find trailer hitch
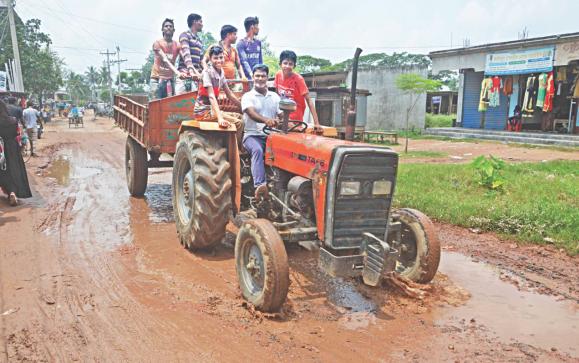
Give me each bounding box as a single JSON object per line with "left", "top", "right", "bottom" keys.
{"left": 360, "top": 232, "right": 399, "bottom": 286}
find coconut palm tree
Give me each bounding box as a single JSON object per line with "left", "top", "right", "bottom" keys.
{"left": 85, "top": 66, "right": 99, "bottom": 102}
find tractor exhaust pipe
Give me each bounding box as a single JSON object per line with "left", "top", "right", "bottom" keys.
{"left": 345, "top": 48, "right": 363, "bottom": 141}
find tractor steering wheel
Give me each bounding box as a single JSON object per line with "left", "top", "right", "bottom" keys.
{"left": 288, "top": 121, "right": 308, "bottom": 133}
{"left": 262, "top": 125, "right": 281, "bottom": 135}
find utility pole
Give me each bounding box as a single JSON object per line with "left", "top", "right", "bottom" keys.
{"left": 6, "top": 0, "right": 24, "bottom": 91}
{"left": 112, "top": 46, "right": 127, "bottom": 94}
{"left": 100, "top": 49, "right": 116, "bottom": 106}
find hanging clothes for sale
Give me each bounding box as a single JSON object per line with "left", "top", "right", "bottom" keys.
{"left": 536, "top": 73, "right": 548, "bottom": 109}
{"left": 523, "top": 75, "right": 537, "bottom": 113}
{"left": 478, "top": 77, "right": 492, "bottom": 112}
{"left": 508, "top": 78, "right": 520, "bottom": 117}
{"left": 556, "top": 66, "right": 567, "bottom": 82}
{"left": 489, "top": 76, "right": 501, "bottom": 107}
{"left": 573, "top": 73, "right": 579, "bottom": 98}
{"left": 502, "top": 76, "right": 513, "bottom": 96}
{"left": 543, "top": 72, "right": 555, "bottom": 112}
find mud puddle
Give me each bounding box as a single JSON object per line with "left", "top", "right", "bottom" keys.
{"left": 46, "top": 154, "right": 102, "bottom": 186}
{"left": 438, "top": 252, "right": 579, "bottom": 356}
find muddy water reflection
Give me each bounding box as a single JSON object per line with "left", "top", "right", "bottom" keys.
{"left": 439, "top": 252, "right": 579, "bottom": 356}
{"left": 46, "top": 155, "right": 71, "bottom": 185}
{"left": 144, "top": 184, "right": 174, "bottom": 223}
{"left": 46, "top": 155, "right": 102, "bottom": 186}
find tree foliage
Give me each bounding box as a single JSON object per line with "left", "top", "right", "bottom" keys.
{"left": 429, "top": 70, "right": 458, "bottom": 91}
{"left": 295, "top": 55, "right": 332, "bottom": 73}
{"left": 324, "top": 52, "right": 431, "bottom": 72}
{"left": 0, "top": 17, "right": 63, "bottom": 102}
{"left": 396, "top": 73, "right": 441, "bottom": 94}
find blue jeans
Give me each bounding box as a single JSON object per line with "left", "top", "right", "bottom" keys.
{"left": 243, "top": 135, "right": 266, "bottom": 187}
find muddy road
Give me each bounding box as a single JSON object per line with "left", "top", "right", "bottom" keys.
{"left": 1, "top": 116, "right": 577, "bottom": 362}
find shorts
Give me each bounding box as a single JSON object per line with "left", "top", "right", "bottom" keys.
{"left": 26, "top": 127, "right": 37, "bottom": 141}
{"left": 175, "top": 77, "right": 198, "bottom": 95}
{"left": 150, "top": 78, "right": 174, "bottom": 100}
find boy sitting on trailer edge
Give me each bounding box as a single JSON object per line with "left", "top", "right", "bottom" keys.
{"left": 194, "top": 45, "right": 244, "bottom": 147}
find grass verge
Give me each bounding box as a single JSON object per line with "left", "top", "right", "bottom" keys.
{"left": 394, "top": 160, "right": 579, "bottom": 255}
{"left": 425, "top": 113, "right": 455, "bottom": 128}
{"left": 399, "top": 151, "right": 448, "bottom": 159}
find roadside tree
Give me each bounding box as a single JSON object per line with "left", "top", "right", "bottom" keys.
{"left": 396, "top": 73, "right": 441, "bottom": 153}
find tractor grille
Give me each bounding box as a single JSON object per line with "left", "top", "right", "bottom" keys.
{"left": 330, "top": 152, "right": 397, "bottom": 249}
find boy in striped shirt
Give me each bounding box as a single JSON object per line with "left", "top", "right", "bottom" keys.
{"left": 176, "top": 13, "right": 204, "bottom": 94}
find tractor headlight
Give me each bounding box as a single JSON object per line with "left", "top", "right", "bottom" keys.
{"left": 372, "top": 180, "right": 392, "bottom": 195}
{"left": 340, "top": 181, "right": 360, "bottom": 196}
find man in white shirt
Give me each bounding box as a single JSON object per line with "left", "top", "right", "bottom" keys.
{"left": 241, "top": 64, "right": 281, "bottom": 200}
{"left": 22, "top": 101, "right": 39, "bottom": 156}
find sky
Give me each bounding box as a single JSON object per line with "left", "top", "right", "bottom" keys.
{"left": 11, "top": 0, "right": 579, "bottom": 76}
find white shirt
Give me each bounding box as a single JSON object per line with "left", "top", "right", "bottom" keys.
{"left": 241, "top": 88, "right": 281, "bottom": 141}
{"left": 22, "top": 107, "right": 38, "bottom": 129}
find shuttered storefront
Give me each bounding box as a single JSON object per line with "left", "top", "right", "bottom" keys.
{"left": 461, "top": 70, "right": 508, "bottom": 130}
{"left": 461, "top": 71, "right": 483, "bottom": 128}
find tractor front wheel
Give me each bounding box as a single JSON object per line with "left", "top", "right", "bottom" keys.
{"left": 235, "top": 219, "right": 289, "bottom": 312}
{"left": 394, "top": 208, "right": 441, "bottom": 283}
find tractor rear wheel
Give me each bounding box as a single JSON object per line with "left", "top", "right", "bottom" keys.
{"left": 125, "top": 136, "right": 148, "bottom": 197}
{"left": 395, "top": 208, "right": 441, "bottom": 283}
{"left": 235, "top": 219, "right": 289, "bottom": 312}
{"left": 172, "top": 131, "right": 232, "bottom": 250}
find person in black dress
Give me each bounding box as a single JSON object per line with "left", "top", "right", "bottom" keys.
{"left": 0, "top": 99, "right": 32, "bottom": 206}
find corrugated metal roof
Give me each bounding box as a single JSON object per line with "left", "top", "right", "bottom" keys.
{"left": 430, "top": 32, "right": 579, "bottom": 58}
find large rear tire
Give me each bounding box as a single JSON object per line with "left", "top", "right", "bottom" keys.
{"left": 172, "top": 131, "right": 232, "bottom": 250}
{"left": 395, "top": 208, "right": 441, "bottom": 283}
{"left": 125, "top": 136, "right": 148, "bottom": 197}
{"left": 235, "top": 219, "right": 289, "bottom": 312}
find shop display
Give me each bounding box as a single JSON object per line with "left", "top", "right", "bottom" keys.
{"left": 536, "top": 73, "right": 548, "bottom": 108}
{"left": 478, "top": 77, "right": 492, "bottom": 112}
{"left": 543, "top": 72, "right": 554, "bottom": 112}
{"left": 522, "top": 76, "right": 538, "bottom": 113}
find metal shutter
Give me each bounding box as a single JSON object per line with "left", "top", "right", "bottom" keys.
{"left": 461, "top": 71, "right": 484, "bottom": 129}
{"left": 484, "top": 84, "right": 509, "bottom": 130}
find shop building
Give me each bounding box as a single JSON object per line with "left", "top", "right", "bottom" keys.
{"left": 430, "top": 32, "right": 579, "bottom": 134}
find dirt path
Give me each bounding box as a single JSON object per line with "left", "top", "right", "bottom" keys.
{"left": 0, "top": 116, "right": 577, "bottom": 362}
{"left": 391, "top": 138, "right": 579, "bottom": 163}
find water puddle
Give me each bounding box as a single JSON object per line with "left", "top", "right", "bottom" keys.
{"left": 46, "top": 155, "right": 102, "bottom": 186}
{"left": 438, "top": 252, "right": 578, "bottom": 356}
{"left": 144, "top": 184, "right": 174, "bottom": 223}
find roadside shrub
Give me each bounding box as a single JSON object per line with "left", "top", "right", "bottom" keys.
{"left": 425, "top": 113, "right": 455, "bottom": 128}
{"left": 471, "top": 155, "right": 506, "bottom": 190}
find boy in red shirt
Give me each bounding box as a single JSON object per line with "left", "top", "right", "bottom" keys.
{"left": 274, "top": 50, "right": 321, "bottom": 131}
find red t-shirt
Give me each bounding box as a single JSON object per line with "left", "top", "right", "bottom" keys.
{"left": 274, "top": 71, "right": 308, "bottom": 121}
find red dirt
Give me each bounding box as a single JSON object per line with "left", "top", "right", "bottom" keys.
{"left": 1, "top": 116, "right": 577, "bottom": 362}
{"left": 391, "top": 138, "right": 579, "bottom": 163}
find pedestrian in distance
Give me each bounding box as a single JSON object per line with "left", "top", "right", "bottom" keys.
{"left": 202, "top": 25, "right": 247, "bottom": 82}
{"left": 237, "top": 16, "right": 262, "bottom": 80}
{"left": 176, "top": 13, "right": 204, "bottom": 95}
{"left": 149, "top": 18, "right": 186, "bottom": 100}
{"left": 274, "top": 50, "right": 322, "bottom": 132}
{"left": 22, "top": 101, "right": 39, "bottom": 156}
{"left": 0, "top": 99, "right": 32, "bottom": 206}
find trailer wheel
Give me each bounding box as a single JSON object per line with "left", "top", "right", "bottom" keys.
{"left": 125, "top": 136, "right": 148, "bottom": 197}
{"left": 172, "top": 131, "right": 231, "bottom": 250}
{"left": 235, "top": 219, "right": 289, "bottom": 312}
{"left": 395, "top": 208, "right": 441, "bottom": 283}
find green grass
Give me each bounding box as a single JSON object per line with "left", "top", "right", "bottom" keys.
{"left": 425, "top": 113, "right": 455, "bottom": 128}
{"left": 394, "top": 160, "right": 579, "bottom": 255}
{"left": 399, "top": 151, "right": 448, "bottom": 159}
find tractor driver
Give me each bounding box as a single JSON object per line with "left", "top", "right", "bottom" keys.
{"left": 241, "top": 64, "right": 281, "bottom": 201}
